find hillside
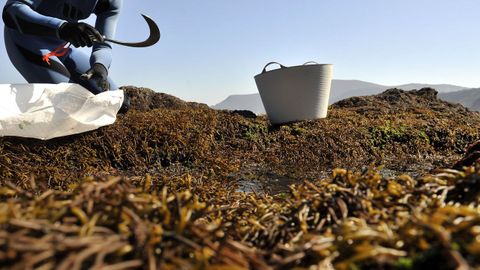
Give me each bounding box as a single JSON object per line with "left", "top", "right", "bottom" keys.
{"left": 1, "top": 86, "right": 480, "bottom": 269}
{"left": 211, "top": 93, "right": 265, "bottom": 114}
{"left": 213, "top": 80, "right": 467, "bottom": 114}
{"left": 395, "top": 83, "right": 466, "bottom": 93}
{"left": 439, "top": 88, "right": 480, "bottom": 111}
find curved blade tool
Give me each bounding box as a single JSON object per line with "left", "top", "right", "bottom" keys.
{"left": 98, "top": 14, "right": 160, "bottom": 48}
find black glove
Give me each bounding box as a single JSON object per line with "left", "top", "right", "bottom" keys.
{"left": 58, "top": 22, "right": 104, "bottom": 48}
{"left": 81, "top": 63, "right": 109, "bottom": 92}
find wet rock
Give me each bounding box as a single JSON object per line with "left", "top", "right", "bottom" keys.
{"left": 230, "top": 110, "right": 257, "bottom": 119}
{"left": 453, "top": 140, "right": 480, "bottom": 169}
{"left": 446, "top": 173, "right": 480, "bottom": 203}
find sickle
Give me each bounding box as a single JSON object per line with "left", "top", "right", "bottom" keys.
{"left": 95, "top": 14, "right": 160, "bottom": 48}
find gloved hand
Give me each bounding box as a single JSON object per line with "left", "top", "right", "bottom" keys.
{"left": 58, "top": 22, "right": 104, "bottom": 48}
{"left": 81, "top": 63, "right": 110, "bottom": 92}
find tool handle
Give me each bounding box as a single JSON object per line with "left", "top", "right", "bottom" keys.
{"left": 261, "top": 62, "right": 287, "bottom": 74}
{"left": 90, "top": 35, "right": 107, "bottom": 43}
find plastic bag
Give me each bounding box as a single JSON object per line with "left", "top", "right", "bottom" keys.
{"left": 0, "top": 83, "right": 124, "bottom": 140}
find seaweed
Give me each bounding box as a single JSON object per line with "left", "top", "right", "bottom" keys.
{"left": 0, "top": 87, "right": 480, "bottom": 269}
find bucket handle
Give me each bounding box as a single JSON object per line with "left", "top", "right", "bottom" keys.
{"left": 303, "top": 61, "right": 319, "bottom": 65}
{"left": 261, "top": 62, "right": 287, "bottom": 74}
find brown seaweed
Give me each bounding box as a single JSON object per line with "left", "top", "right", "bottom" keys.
{"left": 0, "top": 87, "right": 480, "bottom": 269}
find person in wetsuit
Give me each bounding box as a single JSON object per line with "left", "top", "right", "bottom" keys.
{"left": 2, "top": 0, "right": 129, "bottom": 112}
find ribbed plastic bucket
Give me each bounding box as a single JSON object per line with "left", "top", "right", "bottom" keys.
{"left": 254, "top": 62, "right": 333, "bottom": 125}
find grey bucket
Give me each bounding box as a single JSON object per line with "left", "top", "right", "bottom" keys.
{"left": 254, "top": 62, "right": 333, "bottom": 125}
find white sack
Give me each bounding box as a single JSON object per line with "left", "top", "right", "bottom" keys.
{"left": 0, "top": 83, "right": 124, "bottom": 140}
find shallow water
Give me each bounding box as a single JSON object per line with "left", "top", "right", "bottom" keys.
{"left": 236, "top": 170, "right": 331, "bottom": 195}
{"left": 236, "top": 175, "right": 301, "bottom": 194}
{"left": 236, "top": 166, "right": 425, "bottom": 195}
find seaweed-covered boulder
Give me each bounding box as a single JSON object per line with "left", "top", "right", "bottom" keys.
{"left": 121, "top": 86, "right": 209, "bottom": 111}
{"left": 333, "top": 87, "right": 471, "bottom": 116}
{"left": 2, "top": 87, "right": 480, "bottom": 269}
{"left": 0, "top": 86, "right": 479, "bottom": 185}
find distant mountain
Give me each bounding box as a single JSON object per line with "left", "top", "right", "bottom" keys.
{"left": 213, "top": 80, "right": 468, "bottom": 114}
{"left": 396, "top": 83, "right": 466, "bottom": 93}
{"left": 212, "top": 94, "right": 265, "bottom": 115}
{"left": 328, "top": 80, "right": 386, "bottom": 103}
{"left": 439, "top": 88, "right": 480, "bottom": 111}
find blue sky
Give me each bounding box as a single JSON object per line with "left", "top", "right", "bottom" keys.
{"left": 1, "top": 0, "right": 480, "bottom": 104}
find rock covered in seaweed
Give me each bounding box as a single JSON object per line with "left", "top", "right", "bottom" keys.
{"left": 333, "top": 87, "right": 471, "bottom": 115}
{"left": 0, "top": 87, "right": 479, "bottom": 186}
{"left": 121, "top": 86, "right": 209, "bottom": 111}
{"left": 0, "top": 86, "right": 480, "bottom": 269}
